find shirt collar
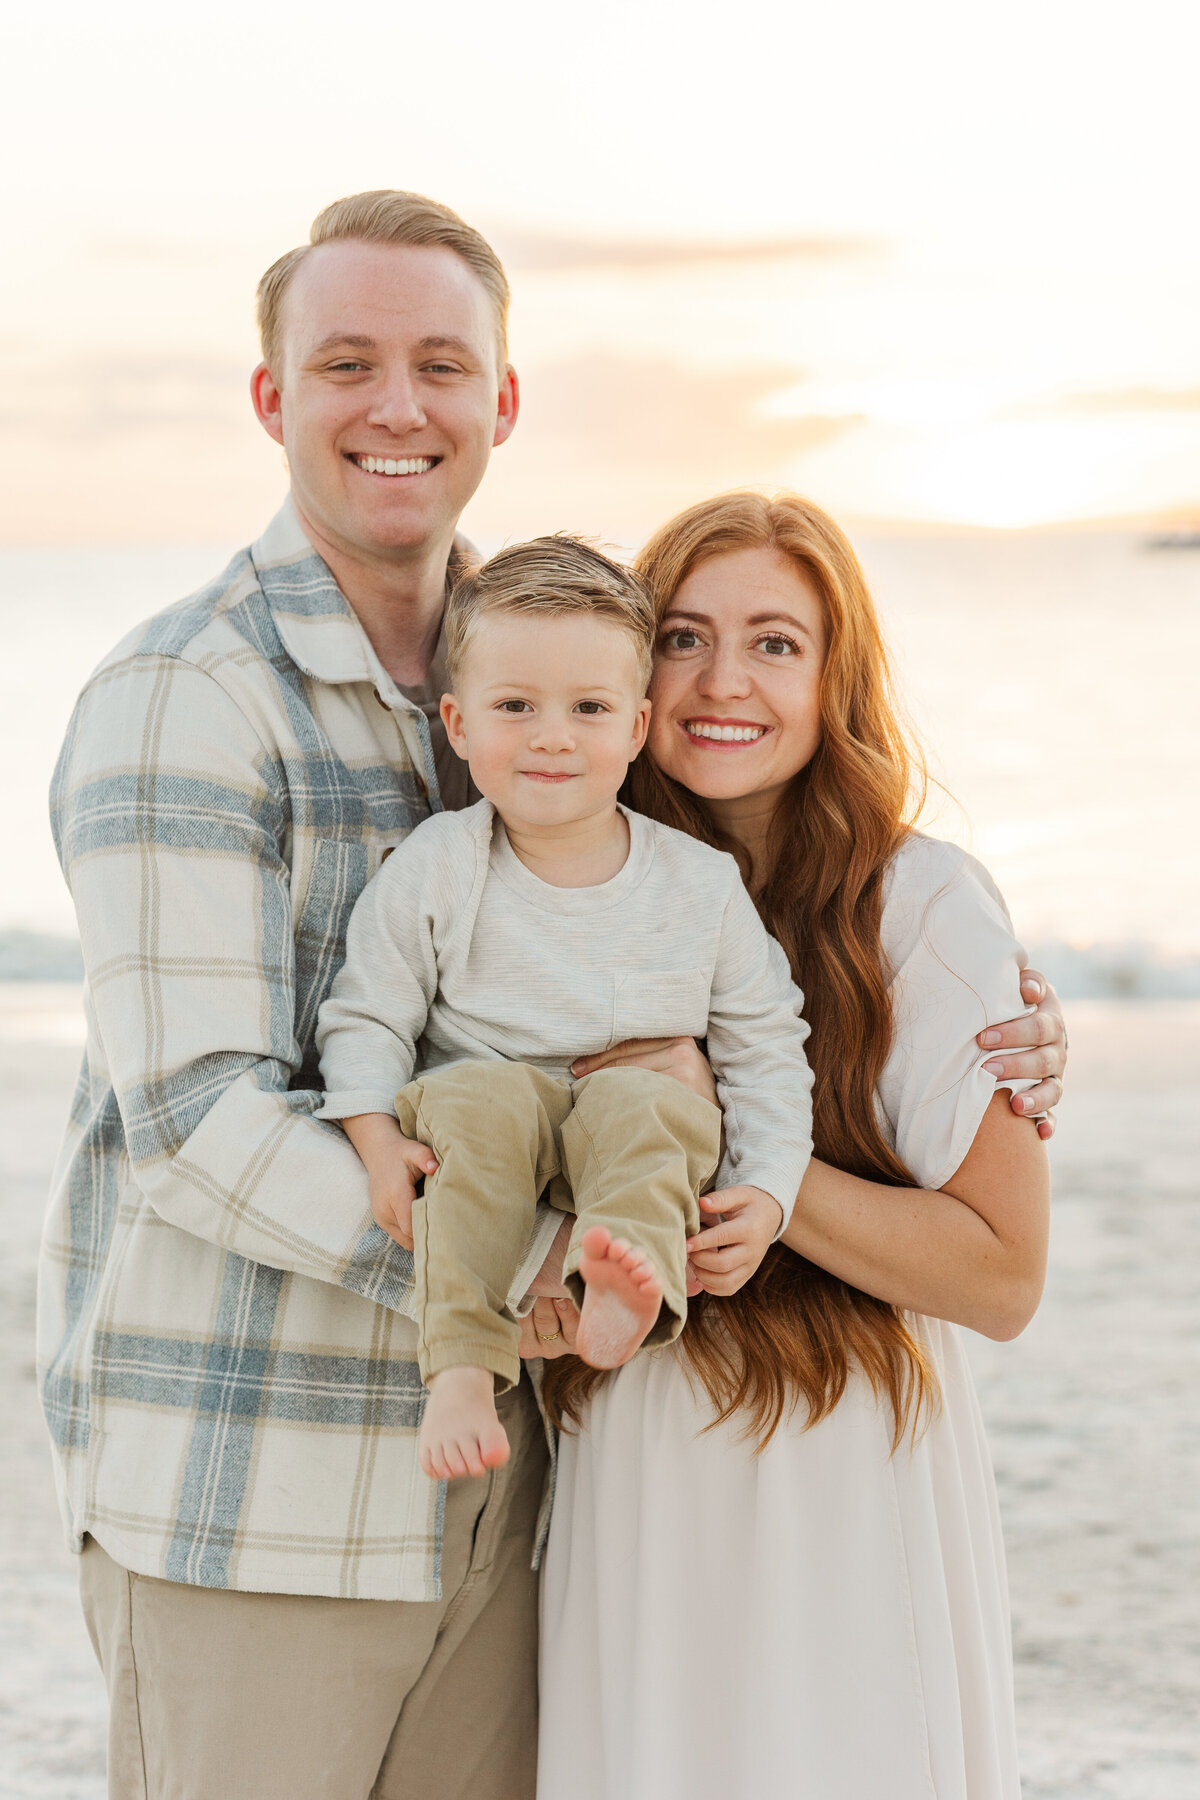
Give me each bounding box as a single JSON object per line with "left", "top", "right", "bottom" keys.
{"left": 249, "top": 495, "right": 472, "bottom": 689}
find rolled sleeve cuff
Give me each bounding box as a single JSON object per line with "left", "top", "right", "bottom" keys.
{"left": 506, "top": 1203, "right": 565, "bottom": 1321}
{"left": 315, "top": 1090, "right": 401, "bottom": 1123}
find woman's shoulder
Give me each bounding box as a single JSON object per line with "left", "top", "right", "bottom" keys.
{"left": 881, "top": 832, "right": 1018, "bottom": 974}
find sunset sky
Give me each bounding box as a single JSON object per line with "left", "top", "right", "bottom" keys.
{"left": 3, "top": 0, "right": 1199, "bottom": 544}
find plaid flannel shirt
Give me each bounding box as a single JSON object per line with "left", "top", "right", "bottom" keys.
{"left": 39, "top": 499, "right": 554, "bottom": 1600}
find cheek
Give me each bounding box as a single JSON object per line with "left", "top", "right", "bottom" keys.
{"left": 769, "top": 676, "right": 823, "bottom": 771}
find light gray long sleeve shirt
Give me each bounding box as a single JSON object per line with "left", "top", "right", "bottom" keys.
{"left": 317, "top": 800, "right": 814, "bottom": 1223}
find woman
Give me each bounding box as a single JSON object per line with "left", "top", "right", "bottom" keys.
{"left": 529, "top": 492, "right": 1057, "bottom": 1799}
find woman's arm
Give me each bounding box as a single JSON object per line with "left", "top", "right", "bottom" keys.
{"left": 782, "top": 1093, "right": 1048, "bottom": 1338}
{"left": 688, "top": 1092, "right": 1048, "bottom": 1338}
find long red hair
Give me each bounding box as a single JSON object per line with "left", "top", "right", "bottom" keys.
{"left": 542, "top": 490, "right": 936, "bottom": 1450}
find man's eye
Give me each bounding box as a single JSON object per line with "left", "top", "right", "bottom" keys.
{"left": 329, "top": 361, "right": 368, "bottom": 373}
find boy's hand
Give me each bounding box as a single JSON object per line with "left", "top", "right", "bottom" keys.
{"left": 369, "top": 1135, "right": 439, "bottom": 1251}
{"left": 685, "top": 1186, "right": 784, "bottom": 1297}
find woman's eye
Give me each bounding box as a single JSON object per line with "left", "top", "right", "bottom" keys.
{"left": 757, "top": 634, "right": 799, "bottom": 657}
{"left": 662, "top": 629, "right": 702, "bottom": 652}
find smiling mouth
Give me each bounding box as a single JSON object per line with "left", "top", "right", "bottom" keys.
{"left": 349, "top": 454, "right": 441, "bottom": 477}
{"left": 683, "top": 720, "right": 768, "bottom": 744}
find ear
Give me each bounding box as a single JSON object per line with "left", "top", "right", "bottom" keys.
{"left": 440, "top": 692, "right": 470, "bottom": 762}
{"left": 492, "top": 365, "right": 520, "bottom": 449}
{"left": 630, "top": 698, "right": 651, "bottom": 759}
{"left": 250, "top": 362, "right": 285, "bottom": 448}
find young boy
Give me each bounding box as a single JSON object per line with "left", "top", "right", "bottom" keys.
{"left": 316, "top": 538, "right": 813, "bottom": 1481}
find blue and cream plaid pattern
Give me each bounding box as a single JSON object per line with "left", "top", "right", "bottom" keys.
{"left": 39, "top": 500, "right": 551, "bottom": 1600}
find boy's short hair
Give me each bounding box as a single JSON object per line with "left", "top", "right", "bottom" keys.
{"left": 445, "top": 537, "right": 656, "bottom": 692}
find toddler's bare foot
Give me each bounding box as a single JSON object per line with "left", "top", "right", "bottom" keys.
{"left": 420, "top": 1367, "right": 510, "bottom": 1481}
{"left": 576, "top": 1226, "right": 664, "bottom": 1369}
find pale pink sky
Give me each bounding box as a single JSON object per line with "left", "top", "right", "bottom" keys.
{"left": 3, "top": 0, "right": 1199, "bottom": 542}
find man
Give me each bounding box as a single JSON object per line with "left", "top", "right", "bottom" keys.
{"left": 42, "top": 190, "right": 561, "bottom": 1800}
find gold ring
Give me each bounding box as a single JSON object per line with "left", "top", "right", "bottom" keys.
{"left": 537, "top": 1329, "right": 563, "bottom": 1343}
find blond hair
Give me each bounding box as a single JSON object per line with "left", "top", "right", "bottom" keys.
{"left": 445, "top": 537, "right": 656, "bottom": 691}
{"left": 256, "top": 189, "right": 510, "bottom": 377}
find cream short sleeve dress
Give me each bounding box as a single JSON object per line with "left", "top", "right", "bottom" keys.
{"left": 538, "top": 835, "right": 1032, "bottom": 1800}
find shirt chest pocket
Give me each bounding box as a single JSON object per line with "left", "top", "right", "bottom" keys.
{"left": 610, "top": 970, "right": 712, "bottom": 1047}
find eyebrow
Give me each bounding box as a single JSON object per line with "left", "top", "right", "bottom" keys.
{"left": 477, "top": 680, "right": 630, "bottom": 696}
{"left": 661, "top": 607, "right": 819, "bottom": 643}
{"left": 308, "top": 333, "right": 480, "bottom": 357}
{"left": 310, "top": 333, "right": 377, "bottom": 353}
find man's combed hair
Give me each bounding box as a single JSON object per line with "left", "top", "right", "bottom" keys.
{"left": 445, "top": 537, "right": 656, "bottom": 691}
{"left": 256, "top": 189, "right": 511, "bottom": 376}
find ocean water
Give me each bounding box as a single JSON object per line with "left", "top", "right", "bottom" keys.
{"left": 2, "top": 528, "right": 1197, "bottom": 980}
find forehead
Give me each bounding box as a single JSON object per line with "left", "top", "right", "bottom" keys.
{"left": 281, "top": 239, "right": 496, "bottom": 361}
{"left": 672, "top": 546, "right": 824, "bottom": 628}
{"left": 464, "top": 610, "right": 643, "bottom": 682}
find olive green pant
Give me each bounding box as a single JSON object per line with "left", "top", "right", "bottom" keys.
{"left": 395, "top": 1061, "right": 722, "bottom": 1390}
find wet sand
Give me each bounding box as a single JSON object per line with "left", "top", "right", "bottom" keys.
{"left": 1, "top": 989, "right": 1196, "bottom": 1798}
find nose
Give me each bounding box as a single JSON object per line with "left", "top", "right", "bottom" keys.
{"left": 528, "top": 709, "right": 576, "bottom": 753}
{"left": 366, "top": 370, "right": 427, "bottom": 436}
{"left": 696, "top": 639, "right": 753, "bottom": 702}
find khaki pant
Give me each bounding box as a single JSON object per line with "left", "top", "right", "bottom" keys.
{"left": 79, "top": 1378, "right": 547, "bottom": 1800}
{"left": 396, "top": 1062, "right": 721, "bottom": 1390}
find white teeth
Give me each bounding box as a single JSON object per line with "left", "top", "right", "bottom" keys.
{"left": 685, "top": 721, "right": 766, "bottom": 742}
{"left": 356, "top": 455, "right": 435, "bottom": 476}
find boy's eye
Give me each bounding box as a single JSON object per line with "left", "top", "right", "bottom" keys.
{"left": 498, "top": 700, "right": 530, "bottom": 713}
{"left": 575, "top": 701, "right": 608, "bottom": 715}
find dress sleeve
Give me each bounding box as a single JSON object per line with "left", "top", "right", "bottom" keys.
{"left": 877, "top": 837, "right": 1033, "bottom": 1191}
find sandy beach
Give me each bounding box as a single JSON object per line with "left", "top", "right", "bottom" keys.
{"left": 1, "top": 985, "right": 1197, "bottom": 1798}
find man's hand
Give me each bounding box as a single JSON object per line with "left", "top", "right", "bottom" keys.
{"left": 342, "top": 1112, "right": 438, "bottom": 1251}
{"left": 684, "top": 1186, "right": 784, "bottom": 1296}
{"left": 978, "top": 968, "right": 1067, "bottom": 1140}
{"left": 569, "top": 1036, "right": 718, "bottom": 1108}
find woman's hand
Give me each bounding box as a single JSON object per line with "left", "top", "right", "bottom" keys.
{"left": 518, "top": 1215, "right": 581, "bottom": 1358}
{"left": 978, "top": 968, "right": 1067, "bottom": 1140}
{"left": 685, "top": 1186, "right": 784, "bottom": 1296}
{"left": 570, "top": 1036, "right": 719, "bottom": 1108}
{"left": 518, "top": 1294, "right": 581, "bottom": 1359}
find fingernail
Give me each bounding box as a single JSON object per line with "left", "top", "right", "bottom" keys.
{"left": 554, "top": 1298, "right": 569, "bottom": 1310}
{"left": 1016, "top": 1094, "right": 1032, "bottom": 1112}
{"left": 983, "top": 1059, "right": 1004, "bottom": 1076}
{"left": 980, "top": 1029, "right": 1000, "bottom": 1047}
